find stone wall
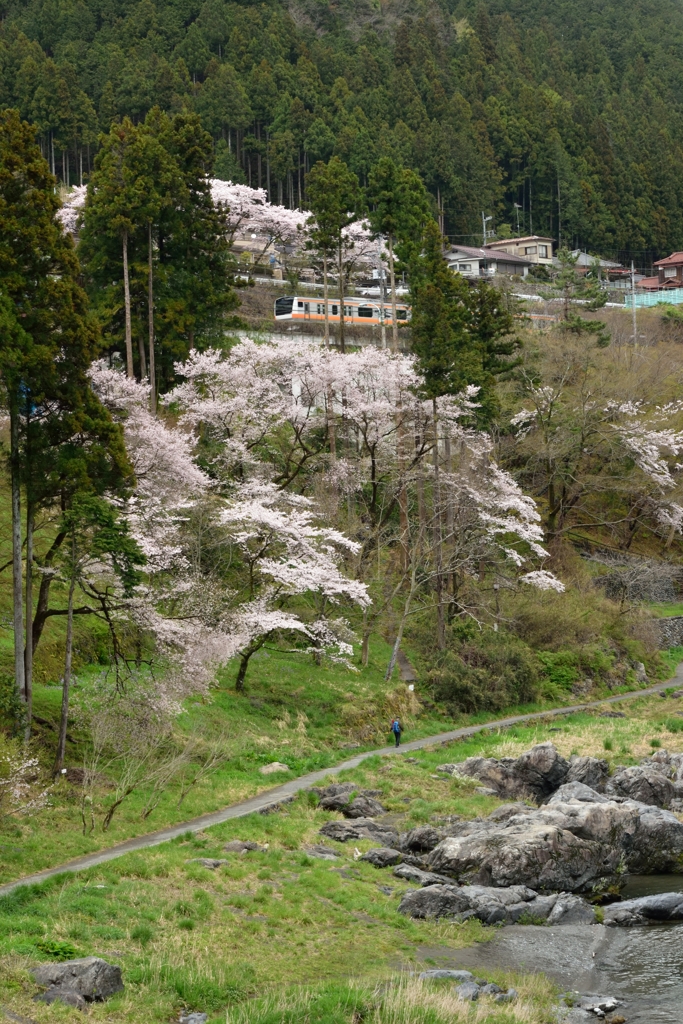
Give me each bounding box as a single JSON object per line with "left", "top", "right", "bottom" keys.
{"left": 653, "top": 617, "right": 683, "bottom": 649}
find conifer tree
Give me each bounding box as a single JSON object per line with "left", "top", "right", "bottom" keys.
{"left": 0, "top": 108, "right": 130, "bottom": 734}
{"left": 306, "top": 156, "right": 361, "bottom": 353}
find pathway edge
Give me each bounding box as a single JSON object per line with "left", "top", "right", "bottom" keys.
{"left": 3, "top": 665, "right": 682, "bottom": 896}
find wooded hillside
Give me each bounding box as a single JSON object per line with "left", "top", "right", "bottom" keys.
{"left": 2, "top": 0, "right": 683, "bottom": 259}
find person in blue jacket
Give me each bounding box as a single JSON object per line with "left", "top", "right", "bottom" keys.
{"left": 390, "top": 718, "right": 402, "bottom": 747}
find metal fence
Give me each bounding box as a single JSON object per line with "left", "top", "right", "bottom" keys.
{"left": 625, "top": 289, "right": 683, "bottom": 308}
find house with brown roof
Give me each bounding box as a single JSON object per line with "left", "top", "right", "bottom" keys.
{"left": 653, "top": 252, "right": 683, "bottom": 288}
{"left": 484, "top": 235, "right": 554, "bottom": 266}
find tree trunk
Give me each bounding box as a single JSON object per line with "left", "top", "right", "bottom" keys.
{"left": 235, "top": 648, "right": 253, "bottom": 691}
{"left": 24, "top": 501, "right": 33, "bottom": 740}
{"left": 54, "top": 555, "right": 76, "bottom": 776}
{"left": 432, "top": 398, "right": 445, "bottom": 650}
{"left": 137, "top": 330, "right": 147, "bottom": 379}
{"left": 361, "top": 607, "right": 370, "bottom": 667}
{"left": 122, "top": 229, "right": 134, "bottom": 378}
{"left": 148, "top": 221, "right": 156, "bottom": 414}
{"left": 338, "top": 242, "right": 346, "bottom": 354}
{"left": 10, "top": 397, "right": 25, "bottom": 711}
{"left": 388, "top": 233, "right": 398, "bottom": 351}
{"left": 323, "top": 253, "right": 330, "bottom": 349}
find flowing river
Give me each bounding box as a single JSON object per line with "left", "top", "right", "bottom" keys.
{"left": 417, "top": 879, "right": 683, "bottom": 1023}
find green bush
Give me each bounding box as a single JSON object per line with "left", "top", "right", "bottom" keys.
{"left": 427, "top": 630, "right": 541, "bottom": 713}
{"left": 35, "top": 939, "right": 81, "bottom": 960}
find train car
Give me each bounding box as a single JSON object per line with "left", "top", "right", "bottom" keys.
{"left": 274, "top": 295, "right": 411, "bottom": 326}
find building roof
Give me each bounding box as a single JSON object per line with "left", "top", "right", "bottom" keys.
{"left": 485, "top": 235, "right": 554, "bottom": 248}
{"left": 637, "top": 276, "right": 662, "bottom": 290}
{"left": 570, "top": 249, "right": 622, "bottom": 270}
{"left": 447, "top": 244, "right": 531, "bottom": 266}
{"left": 654, "top": 252, "right": 683, "bottom": 267}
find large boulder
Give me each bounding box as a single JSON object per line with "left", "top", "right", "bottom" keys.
{"left": 398, "top": 882, "right": 594, "bottom": 925}
{"left": 566, "top": 756, "right": 610, "bottom": 792}
{"left": 512, "top": 742, "right": 570, "bottom": 799}
{"left": 319, "top": 817, "right": 399, "bottom": 846}
{"left": 399, "top": 824, "right": 445, "bottom": 852}
{"left": 344, "top": 795, "right": 386, "bottom": 818}
{"left": 622, "top": 801, "right": 683, "bottom": 873}
{"left": 360, "top": 847, "right": 403, "bottom": 868}
{"left": 32, "top": 958, "right": 123, "bottom": 1003}
{"left": 603, "top": 891, "right": 683, "bottom": 926}
{"left": 609, "top": 766, "right": 675, "bottom": 808}
{"left": 313, "top": 784, "right": 386, "bottom": 818}
{"left": 547, "top": 782, "right": 610, "bottom": 804}
{"left": 436, "top": 743, "right": 569, "bottom": 802}
{"left": 428, "top": 806, "right": 630, "bottom": 897}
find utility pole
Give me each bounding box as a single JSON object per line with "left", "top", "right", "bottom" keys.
{"left": 631, "top": 260, "right": 637, "bottom": 346}
{"left": 481, "top": 212, "right": 492, "bottom": 247}
{"left": 514, "top": 203, "right": 522, "bottom": 235}
{"left": 378, "top": 236, "right": 386, "bottom": 350}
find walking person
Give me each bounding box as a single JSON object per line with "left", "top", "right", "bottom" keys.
{"left": 391, "top": 717, "right": 402, "bottom": 747}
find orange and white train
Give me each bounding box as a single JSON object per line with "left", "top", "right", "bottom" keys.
{"left": 274, "top": 295, "right": 411, "bottom": 325}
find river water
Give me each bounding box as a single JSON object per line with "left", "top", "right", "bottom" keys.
{"left": 417, "top": 881, "right": 683, "bottom": 1022}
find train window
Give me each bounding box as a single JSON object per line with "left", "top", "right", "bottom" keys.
{"left": 358, "top": 306, "right": 374, "bottom": 318}
{"left": 298, "top": 300, "right": 304, "bottom": 307}
{"left": 275, "top": 297, "right": 294, "bottom": 316}
{"left": 317, "top": 304, "right": 324, "bottom": 314}
{"left": 331, "top": 305, "right": 338, "bottom": 315}
{"left": 396, "top": 309, "right": 407, "bottom": 320}
{"left": 304, "top": 303, "right": 309, "bottom": 313}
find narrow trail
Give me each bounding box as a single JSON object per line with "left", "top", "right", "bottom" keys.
{"left": 3, "top": 663, "right": 682, "bottom": 897}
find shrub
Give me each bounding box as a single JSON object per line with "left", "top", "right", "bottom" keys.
{"left": 427, "top": 630, "right": 541, "bottom": 713}
{"left": 36, "top": 939, "right": 80, "bottom": 961}
{"left": 131, "top": 924, "right": 153, "bottom": 945}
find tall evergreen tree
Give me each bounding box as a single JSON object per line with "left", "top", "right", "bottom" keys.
{"left": 0, "top": 108, "right": 130, "bottom": 734}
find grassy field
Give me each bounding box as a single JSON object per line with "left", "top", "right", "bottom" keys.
{"left": 3, "top": 689, "right": 683, "bottom": 1021}
{"left": 3, "top": 633, "right": 678, "bottom": 887}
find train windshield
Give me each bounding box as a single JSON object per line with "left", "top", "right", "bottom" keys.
{"left": 275, "top": 296, "right": 295, "bottom": 316}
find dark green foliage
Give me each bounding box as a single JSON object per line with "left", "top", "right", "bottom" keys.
{"left": 427, "top": 629, "right": 542, "bottom": 713}
{"left": 0, "top": 0, "right": 682, "bottom": 252}
{"left": 410, "top": 221, "right": 518, "bottom": 416}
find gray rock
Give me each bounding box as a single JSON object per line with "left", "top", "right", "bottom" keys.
{"left": 603, "top": 891, "right": 683, "bottom": 926}
{"left": 547, "top": 782, "right": 610, "bottom": 804}
{"left": 319, "top": 817, "right": 398, "bottom": 846}
{"left": 513, "top": 742, "right": 570, "bottom": 798}
{"left": 437, "top": 742, "right": 569, "bottom": 801}
{"left": 303, "top": 844, "right": 339, "bottom": 861}
{"left": 179, "top": 1015, "right": 209, "bottom": 1024}
{"left": 223, "top": 840, "right": 266, "bottom": 853}
{"left": 344, "top": 795, "right": 386, "bottom": 818}
{"left": 456, "top": 982, "right": 479, "bottom": 1001}
{"left": 360, "top": 847, "right": 403, "bottom": 868}
{"left": 400, "top": 824, "right": 445, "bottom": 852}
{"left": 31, "top": 957, "right": 124, "bottom": 1002}
{"left": 427, "top": 804, "right": 632, "bottom": 893}
{"left": 600, "top": 712, "right": 626, "bottom": 719}
{"left": 419, "top": 969, "right": 473, "bottom": 981}
{"left": 575, "top": 995, "right": 619, "bottom": 1013}
{"left": 622, "top": 800, "right": 683, "bottom": 873}
{"left": 610, "top": 765, "right": 675, "bottom": 807}
{"left": 35, "top": 986, "right": 88, "bottom": 1011}
{"left": 495, "top": 988, "right": 518, "bottom": 1003}
{"left": 480, "top": 983, "right": 502, "bottom": 995}
{"left": 398, "top": 883, "right": 467, "bottom": 919}
{"left": 393, "top": 864, "right": 453, "bottom": 887}
{"left": 546, "top": 894, "right": 597, "bottom": 925}
{"left": 186, "top": 858, "right": 228, "bottom": 869}
{"left": 566, "top": 756, "right": 610, "bottom": 792}
{"left": 399, "top": 883, "right": 539, "bottom": 924}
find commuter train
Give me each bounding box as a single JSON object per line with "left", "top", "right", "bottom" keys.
{"left": 274, "top": 295, "right": 411, "bottom": 325}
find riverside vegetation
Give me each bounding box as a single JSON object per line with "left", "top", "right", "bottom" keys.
{"left": 2, "top": 690, "right": 683, "bottom": 1021}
